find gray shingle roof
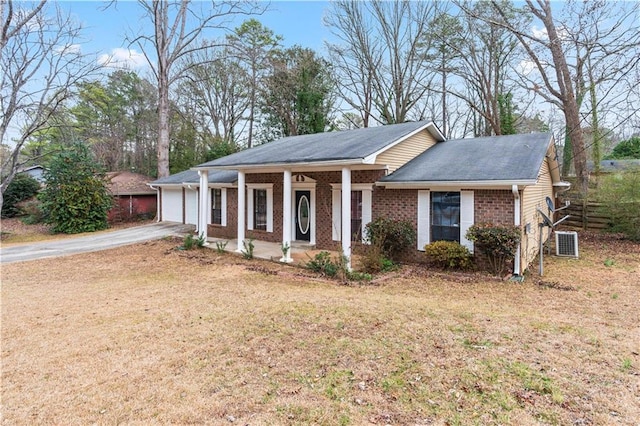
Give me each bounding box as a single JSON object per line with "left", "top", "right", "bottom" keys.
{"left": 149, "top": 169, "right": 237, "bottom": 186}
{"left": 380, "top": 133, "right": 553, "bottom": 183}
{"left": 196, "top": 121, "right": 442, "bottom": 168}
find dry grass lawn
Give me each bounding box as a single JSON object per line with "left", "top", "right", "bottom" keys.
{"left": 2, "top": 232, "right": 639, "bottom": 425}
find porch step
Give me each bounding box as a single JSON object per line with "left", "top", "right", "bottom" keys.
{"left": 291, "top": 240, "right": 315, "bottom": 249}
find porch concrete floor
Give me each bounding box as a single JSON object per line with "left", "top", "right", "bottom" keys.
{"left": 206, "top": 237, "right": 319, "bottom": 265}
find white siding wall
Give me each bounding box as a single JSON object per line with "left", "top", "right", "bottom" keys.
{"left": 521, "top": 158, "right": 554, "bottom": 269}
{"left": 375, "top": 131, "right": 437, "bottom": 172}
{"left": 185, "top": 189, "right": 198, "bottom": 225}
{"left": 162, "top": 188, "right": 183, "bottom": 223}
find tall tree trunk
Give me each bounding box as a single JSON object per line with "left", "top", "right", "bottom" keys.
{"left": 535, "top": 0, "right": 589, "bottom": 194}
{"left": 157, "top": 74, "right": 170, "bottom": 178}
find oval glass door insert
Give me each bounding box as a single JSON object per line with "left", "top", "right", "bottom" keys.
{"left": 298, "top": 195, "right": 310, "bottom": 235}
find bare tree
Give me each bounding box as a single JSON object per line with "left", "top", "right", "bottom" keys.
{"left": 1, "top": 0, "right": 96, "bottom": 210}
{"left": 179, "top": 47, "right": 250, "bottom": 145}
{"left": 484, "top": 0, "right": 640, "bottom": 194}
{"left": 567, "top": 1, "right": 640, "bottom": 176}
{"left": 227, "top": 19, "right": 281, "bottom": 148}
{"left": 325, "top": 0, "right": 439, "bottom": 126}
{"left": 466, "top": 0, "right": 586, "bottom": 193}
{"left": 128, "top": 0, "right": 262, "bottom": 178}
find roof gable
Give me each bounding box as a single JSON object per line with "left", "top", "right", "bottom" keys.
{"left": 379, "top": 133, "right": 555, "bottom": 185}
{"left": 196, "top": 121, "right": 444, "bottom": 169}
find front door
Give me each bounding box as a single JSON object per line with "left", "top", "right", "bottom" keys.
{"left": 295, "top": 190, "right": 311, "bottom": 241}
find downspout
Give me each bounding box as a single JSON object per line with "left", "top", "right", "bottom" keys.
{"left": 512, "top": 185, "right": 521, "bottom": 277}
{"left": 148, "top": 185, "right": 161, "bottom": 222}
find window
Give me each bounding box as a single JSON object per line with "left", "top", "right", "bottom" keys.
{"left": 431, "top": 192, "right": 461, "bottom": 242}
{"left": 254, "top": 189, "right": 267, "bottom": 231}
{"left": 331, "top": 184, "right": 372, "bottom": 242}
{"left": 351, "top": 190, "right": 362, "bottom": 242}
{"left": 417, "top": 190, "right": 474, "bottom": 252}
{"left": 211, "top": 188, "right": 222, "bottom": 225}
{"left": 247, "top": 184, "right": 273, "bottom": 232}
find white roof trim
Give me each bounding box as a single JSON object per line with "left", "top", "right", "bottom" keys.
{"left": 194, "top": 158, "right": 364, "bottom": 171}
{"left": 376, "top": 179, "right": 537, "bottom": 190}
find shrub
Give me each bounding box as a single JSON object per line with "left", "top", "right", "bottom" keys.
{"left": 242, "top": 239, "right": 255, "bottom": 259}
{"left": 306, "top": 251, "right": 338, "bottom": 277}
{"left": 466, "top": 223, "right": 521, "bottom": 276}
{"left": 181, "top": 233, "right": 206, "bottom": 250}
{"left": 347, "top": 271, "right": 373, "bottom": 282}
{"left": 215, "top": 240, "right": 228, "bottom": 253}
{"left": 364, "top": 217, "right": 416, "bottom": 261}
{"left": 424, "top": 240, "right": 473, "bottom": 269}
{"left": 358, "top": 241, "right": 398, "bottom": 274}
{"left": 1, "top": 174, "right": 41, "bottom": 218}
{"left": 39, "top": 143, "right": 113, "bottom": 234}
{"left": 182, "top": 234, "right": 195, "bottom": 250}
{"left": 596, "top": 168, "right": 640, "bottom": 241}
{"left": 19, "top": 199, "right": 45, "bottom": 224}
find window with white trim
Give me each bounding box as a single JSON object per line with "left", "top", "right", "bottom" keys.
{"left": 254, "top": 189, "right": 267, "bottom": 231}
{"left": 351, "top": 190, "right": 363, "bottom": 242}
{"left": 417, "top": 190, "right": 474, "bottom": 252}
{"left": 331, "top": 184, "right": 372, "bottom": 242}
{"left": 211, "top": 188, "right": 222, "bottom": 225}
{"left": 247, "top": 184, "right": 273, "bottom": 232}
{"left": 431, "top": 192, "right": 460, "bottom": 242}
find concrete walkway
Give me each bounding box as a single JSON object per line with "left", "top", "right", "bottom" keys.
{"left": 207, "top": 237, "right": 316, "bottom": 264}
{"left": 0, "top": 222, "right": 194, "bottom": 264}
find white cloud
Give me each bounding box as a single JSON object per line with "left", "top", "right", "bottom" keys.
{"left": 531, "top": 25, "right": 548, "bottom": 40}
{"left": 55, "top": 44, "right": 82, "bottom": 55}
{"left": 518, "top": 59, "right": 536, "bottom": 76}
{"left": 98, "top": 48, "right": 147, "bottom": 69}
{"left": 531, "top": 24, "right": 570, "bottom": 42}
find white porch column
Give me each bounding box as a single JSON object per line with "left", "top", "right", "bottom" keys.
{"left": 236, "top": 171, "right": 246, "bottom": 253}
{"left": 197, "top": 170, "right": 209, "bottom": 243}
{"left": 341, "top": 167, "right": 352, "bottom": 270}
{"left": 281, "top": 169, "right": 293, "bottom": 262}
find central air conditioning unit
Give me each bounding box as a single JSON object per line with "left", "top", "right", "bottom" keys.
{"left": 555, "top": 231, "right": 579, "bottom": 257}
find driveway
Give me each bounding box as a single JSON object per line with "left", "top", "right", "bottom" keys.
{"left": 0, "top": 222, "right": 194, "bottom": 264}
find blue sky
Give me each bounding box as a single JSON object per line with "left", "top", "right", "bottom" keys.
{"left": 61, "top": 1, "right": 333, "bottom": 70}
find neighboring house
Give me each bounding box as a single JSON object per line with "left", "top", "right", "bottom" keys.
{"left": 149, "top": 121, "right": 568, "bottom": 275}
{"left": 17, "top": 165, "right": 46, "bottom": 183}
{"left": 587, "top": 159, "right": 640, "bottom": 173}
{"left": 107, "top": 171, "right": 157, "bottom": 222}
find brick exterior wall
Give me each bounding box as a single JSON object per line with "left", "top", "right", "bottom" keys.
{"left": 208, "top": 188, "right": 238, "bottom": 239}
{"left": 206, "top": 171, "right": 518, "bottom": 272}
{"left": 474, "top": 189, "right": 514, "bottom": 225}
{"left": 472, "top": 190, "right": 516, "bottom": 271}
{"left": 372, "top": 188, "right": 421, "bottom": 262}
{"left": 372, "top": 188, "right": 516, "bottom": 265}
{"left": 207, "top": 169, "right": 387, "bottom": 249}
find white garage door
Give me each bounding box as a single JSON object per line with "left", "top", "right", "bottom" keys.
{"left": 185, "top": 189, "right": 198, "bottom": 225}
{"left": 162, "top": 188, "right": 183, "bottom": 223}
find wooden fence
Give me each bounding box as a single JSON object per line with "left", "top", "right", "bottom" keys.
{"left": 556, "top": 197, "right": 611, "bottom": 231}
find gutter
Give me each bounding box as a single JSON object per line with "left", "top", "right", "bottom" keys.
{"left": 192, "top": 158, "right": 368, "bottom": 171}
{"left": 376, "top": 179, "right": 536, "bottom": 190}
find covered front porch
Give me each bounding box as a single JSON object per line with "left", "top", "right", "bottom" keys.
{"left": 196, "top": 167, "right": 382, "bottom": 269}
{"left": 206, "top": 237, "right": 324, "bottom": 265}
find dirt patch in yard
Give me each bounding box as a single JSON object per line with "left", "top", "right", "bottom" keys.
{"left": 1, "top": 231, "right": 639, "bottom": 425}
